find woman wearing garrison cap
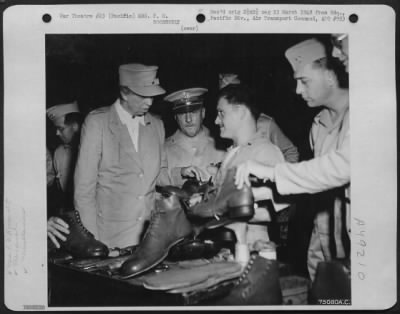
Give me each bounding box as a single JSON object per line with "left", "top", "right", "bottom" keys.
{"left": 74, "top": 64, "right": 170, "bottom": 249}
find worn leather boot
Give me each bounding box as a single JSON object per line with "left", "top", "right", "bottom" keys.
{"left": 119, "top": 192, "right": 193, "bottom": 279}
{"left": 309, "top": 260, "right": 351, "bottom": 304}
{"left": 58, "top": 210, "right": 109, "bottom": 258}
{"left": 216, "top": 253, "right": 283, "bottom": 305}
{"left": 188, "top": 167, "right": 255, "bottom": 220}
{"left": 182, "top": 177, "right": 214, "bottom": 196}
{"left": 156, "top": 185, "right": 190, "bottom": 200}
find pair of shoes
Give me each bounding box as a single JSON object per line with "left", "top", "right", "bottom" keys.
{"left": 119, "top": 192, "right": 193, "bottom": 279}
{"left": 188, "top": 167, "right": 255, "bottom": 221}
{"left": 58, "top": 210, "right": 109, "bottom": 258}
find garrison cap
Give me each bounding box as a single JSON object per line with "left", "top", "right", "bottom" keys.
{"left": 219, "top": 73, "right": 241, "bottom": 89}
{"left": 285, "top": 38, "right": 326, "bottom": 75}
{"left": 119, "top": 63, "right": 165, "bottom": 97}
{"left": 164, "top": 88, "right": 208, "bottom": 114}
{"left": 47, "top": 101, "right": 80, "bottom": 121}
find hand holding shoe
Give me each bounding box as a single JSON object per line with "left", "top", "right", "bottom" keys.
{"left": 235, "top": 160, "right": 275, "bottom": 189}
{"left": 47, "top": 216, "right": 69, "bottom": 248}
{"left": 181, "top": 165, "right": 205, "bottom": 181}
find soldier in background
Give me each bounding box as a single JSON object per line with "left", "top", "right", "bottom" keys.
{"left": 47, "top": 101, "right": 83, "bottom": 208}
{"left": 219, "top": 73, "right": 299, "bottom": 163}
{"left": 164, "top": 88, "right": 225, "bottom": 186}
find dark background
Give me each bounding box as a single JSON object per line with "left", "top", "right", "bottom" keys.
{"left": 45, "top": 33, "right": 328, "bottom": 157}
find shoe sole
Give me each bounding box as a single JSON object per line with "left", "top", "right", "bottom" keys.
{"left": 118, "top": 237, "right": 186, "bottom": 279}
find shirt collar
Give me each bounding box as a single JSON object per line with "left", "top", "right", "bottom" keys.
{"left": 116, "top": 99, "right": 145, "bottom": 126}
{"left": 315, "top": 104, "right": 349, "bottom": 132}
{"left": 230, "top": 131, "right": 265, "bottom": 150}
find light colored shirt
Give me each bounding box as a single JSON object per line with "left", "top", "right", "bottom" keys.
{"left": 165, "top": 127, "right": 225, "bottom": 186}
{"left": 214, "top": 132, "right": 285, "bottom": 248}
{"left": 46, "top": 148, "right": 55, "bottom": 187}
{"left": 257, "top": 113, "right": 299, "bottom": 163}
{"left": 54, "top": 145, "right": 76, "bottom": 192}
{"left": 116, "top": 101, "right": 145, "bottom": 151}
{"left": 274, "top": 104, "right": 350, "bottom": 262}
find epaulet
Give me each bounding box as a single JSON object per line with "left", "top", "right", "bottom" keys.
{"left": 88, "top": 106, "right": 110, "bottom": 115}
{"left": 147, "top": 112, "right": 162, "bottom": 121}
{"left": 258, "top": 113, "right": 273, "bottom": 122}
{"left": 165, "top": 134, "right": 176, "bottom": 144}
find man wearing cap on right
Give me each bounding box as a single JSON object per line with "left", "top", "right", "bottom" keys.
{"left": 331, "top": 34, "right": 348, "bottom": 72}
{"left": 164, "top": 88, "right": 225, "bottom": 186}
{"left": 234, "top": 38, "right": 350, "bottom": 282}
{"left": 219, "top": 73, "right": 299, "bottom": 163}
{"left": 74, "top": 63, "right": 170, "bottom": 249}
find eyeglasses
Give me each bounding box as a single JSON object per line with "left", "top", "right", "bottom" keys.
{"left": 331, "top": 34, "right": 348, "bottom": 50}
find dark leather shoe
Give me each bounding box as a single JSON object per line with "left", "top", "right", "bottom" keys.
{"left": 155, "top": 185, "right": 190, "bottom": 200}
{"left": 182, "top": 178, "right": 214, "bottom": 196}
{"left": 216, "top": 253, "right": 283, "bottom": 305}
{"left": 58, "top": 210, "right": 109, "bottom": 258}
{"left": 119, "top": 193, "right": 193, "bottom": 279}
{"left": 188, "top": 167, "right": 255, "bottom": 220}
{"left": 309, "top": 261, "right": 351, "bottom": 304}
{"left": 198, "top": 226, "right": 237, "bottom": 243}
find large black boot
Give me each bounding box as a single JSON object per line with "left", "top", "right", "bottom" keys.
{"left": 309, "top": 260, "right": 351, "bottom": 304}
{"left": 58, "top": 210, "right": 109, "bottom": 258}
{"left": 181, "top": 177, "right": 214, "bottom": 196}
{"left": 216, "top": 253, "right": 283, "bottom": 305}
{"left": 187, "top": 167, "right": 255, "bottom": 220}
{"left": 119, "top": 192, "right": 193, "bottom": 279}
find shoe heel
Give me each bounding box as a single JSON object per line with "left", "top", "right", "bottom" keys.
{"left": 228, "top": 204, "right": 255, "bottom": 220}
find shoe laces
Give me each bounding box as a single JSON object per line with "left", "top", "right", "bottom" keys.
{"left": 142, "top": 210, "right": 162, "bottom": 240}
{"left": 72, "top": 211, "right": 94, "bottom": 237}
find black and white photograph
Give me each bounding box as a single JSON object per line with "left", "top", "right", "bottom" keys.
{"left": 3, "top": 3, "right": 397, "bottom": 311}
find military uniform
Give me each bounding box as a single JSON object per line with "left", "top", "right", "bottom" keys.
{"left": 46, "top": 147, "right": 55, "bottom": 187}
{"left": 164, "top": 87, "right": 225, "bottom": 186}
{"left": 165, "top": 127, "right": 225, "bottom": 186}
{"left": 47, "top": 101, "right": 81, "bottom": 208}
{"left": 219, "top": 73, "right": 299, "bottom": 163}
{"left": 74, "top": 64, "right": 169, "bottom": 248}
{"left": 215, "top": 133, "right": 285, "bottom": 247}
{"left": 74, "top": 101, "right": 170, "bottom": 248}
{"left": 53, "top": 145, "right": 78, "bottom": 193}
{"left": 274, "top": 106, "right": 350, "bottom": 280}
{"left": 276, "top": 38, "right": 351, "bottom": 280}
{"left": 257, "top": 113, "right": 299, "bottom": 163}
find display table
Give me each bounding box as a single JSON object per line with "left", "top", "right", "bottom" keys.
{"left": 48, "top": 261, "right": 236, "bottom": 307}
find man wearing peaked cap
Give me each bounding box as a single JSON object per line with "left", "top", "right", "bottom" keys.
{"left": 74, "top": 63, "right": 171, "bottom": 248}
{"left": 164, "top": 88, "right": 225, "bottom": 186}
{"left": 234, "top": 37, "right": 350, "bottom": 283}
{"left": 218, "top": 73, "right": 299, "bottom": 163}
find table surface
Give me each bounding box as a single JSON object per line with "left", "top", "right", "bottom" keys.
{"left": 48, "top": 261, "right": 236, "bottom": 307}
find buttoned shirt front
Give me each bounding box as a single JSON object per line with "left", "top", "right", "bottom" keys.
{"left": 116, "top": 101, "right": 145, "bottom": 151}
{"left": 273, "top": 103, "right": 350, "bottom": 277}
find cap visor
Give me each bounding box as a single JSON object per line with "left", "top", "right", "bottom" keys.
{"left": 173, "top": 104, "right": 203, "bottom": 114}
{"left": 131, "top": 85, "right": 166, "bottom": 97}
